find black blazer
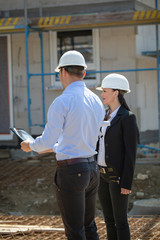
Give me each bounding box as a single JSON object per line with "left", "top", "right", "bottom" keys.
{"left": 103, "top": 105, "right": 139, "bottom": 190}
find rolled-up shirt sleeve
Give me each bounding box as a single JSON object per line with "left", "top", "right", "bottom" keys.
{"left": 29, "top": 97, "right": 66, "bottom": 152}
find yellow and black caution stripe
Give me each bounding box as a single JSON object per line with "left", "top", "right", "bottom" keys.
{"left": 38, "top": 16, "right": 71, "bottom": 27}
{"left": 0, "top": 17, "right": 25, "bottom": 32}
{"left": 133, "top": 10, "right": 160, "bottom": 21}
{"left": 0, "top": 10, "right": 160, "bottom": 33}
{"left": 0, "top": 17, "right": 19, "bottom": 26}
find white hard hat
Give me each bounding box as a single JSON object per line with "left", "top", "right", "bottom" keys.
{"left": 96, "top": 73, "right": 131, "bottom": 93}
{"left": 55, "top": 50, "right": 87, "bottom": 72}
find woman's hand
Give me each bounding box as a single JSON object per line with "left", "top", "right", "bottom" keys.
{"left": 121, "top": 188, "right": 131, "bottom": 195}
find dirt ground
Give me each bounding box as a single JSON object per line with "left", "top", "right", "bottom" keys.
{"left": 0, "top": 150, "right": 160, "bottom": 216}
{"left": 129, "top": 163, "right": 160, "bottom": 211}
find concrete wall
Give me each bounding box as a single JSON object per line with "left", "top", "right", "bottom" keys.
{"left": 0, "top": 0, "right": 130, "bottom": 10}
{"left": 135, "top": 23, "right": 159, "bottom": 143}
{"left": 99, "top": 26, "right": 138, "bottom": 111}
{"left": 11, "top": 25, "right": 158, "bottom": 137}
{"left": 11, "top": 32, "right": 61, "bottom": 135}
{"left": 4, "top": 23, "right": 158, "bottom": 145}
{"left": 98, "top": 25, "right": 159, "bottom": 144}
{"left": 136, "top": 25, "right": 160, "bottom": 55}
{"left": 11, "top": 26, "right": 139, "bottom": 135}
{"left": 138, "top": 0, "right": 160, "bottom": 8}
{"left": 136, "top": 56, "right": 158, "bottom": 132}
{"left": 0, "top": 0, "right": 159, "bottom": 145}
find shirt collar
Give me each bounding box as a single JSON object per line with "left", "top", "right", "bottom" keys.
{"left": 107, "top": 106, "right": 121, "bottom": 120}
{"left": 64, "top": 81, "right": 85, "bottom": 92}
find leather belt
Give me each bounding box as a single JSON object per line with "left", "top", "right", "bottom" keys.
{"left": 98, "top": 165, "right": 120, "bottom": 183}
{"left": 99, "top": 166, "right": 108, "bottom": 174}
{"left": 57, "top": 156, "right": 95, "bottom": 167}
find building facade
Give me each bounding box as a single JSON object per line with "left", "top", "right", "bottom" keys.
{"left": 0, "top": 0, "right": 160, "bottom": 146}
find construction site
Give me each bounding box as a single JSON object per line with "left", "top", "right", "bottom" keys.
{"left": 1, "top": 0, "right": 160, "bottom": 239}
{"left": 0, "top": 150, "right": 160, "bottom": 239}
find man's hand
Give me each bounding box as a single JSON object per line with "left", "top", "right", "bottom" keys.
{"left": 38, "top": 149, "right": 53, "bottom": 154}
{"left": 20, "top": 140, "right": 32, "bottom": 152}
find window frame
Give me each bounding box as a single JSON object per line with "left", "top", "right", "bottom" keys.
{"left": 49, "top": 29, "right": 100, "bottom": 89}
{"left": 0, "top": 34, "right": 14, "bottom": 140}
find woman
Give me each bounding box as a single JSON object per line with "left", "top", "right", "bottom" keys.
{"left": 96, "top": 73, "right": 139, "bottom": 240}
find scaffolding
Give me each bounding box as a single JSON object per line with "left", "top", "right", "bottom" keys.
{"left": 0, "top": 0, "right": 160, "bottom": 144}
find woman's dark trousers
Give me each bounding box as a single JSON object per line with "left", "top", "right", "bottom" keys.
{"left": 98, "top": 175, "right": 130, "bottom": 240}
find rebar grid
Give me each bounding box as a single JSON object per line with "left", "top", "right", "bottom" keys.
{"left": 129, "top": 216, "right": 160, "bottom": 240}
{"left": 0, "top": 216, "right": 160, "bottom": 240}
{"left": 0, "top": 158, "right": 160, "bottom": 239}
{"left": 0, "top": 158, "right": 56, "bottom": 187}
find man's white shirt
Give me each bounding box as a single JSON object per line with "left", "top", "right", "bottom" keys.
{"left": 29, "top": 81, "right": 105, "bottom": 160}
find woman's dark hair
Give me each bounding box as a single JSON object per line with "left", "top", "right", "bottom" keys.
{"left": 113, "top": 89, "right": 130, "bottom": 111}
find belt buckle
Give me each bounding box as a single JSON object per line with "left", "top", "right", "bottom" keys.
{"left": 99, "top": 167, "right": 106, "bottom": 174}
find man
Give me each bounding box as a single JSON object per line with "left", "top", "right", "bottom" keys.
{"left": 21, "top": 50, "right": 105, "bottom": 240}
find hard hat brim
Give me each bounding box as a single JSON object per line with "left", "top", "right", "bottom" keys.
{"left": 55, "top": 66, "right": 60, "bottom": 72}
{"left": 96, "top": 86, "right": 131, "bottom": 93}
{"left": 55, "top": 64, "right": 87, "bottom": 72}
{"left": 96, "top": 86, "right": 103, "bottom": 91}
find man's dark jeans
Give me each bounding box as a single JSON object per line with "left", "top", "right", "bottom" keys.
{"left": 54, "top": 160, "right": 100, "bottom": 240}
{"left": 98, "top": 175, "right": 130, "bottom": 240}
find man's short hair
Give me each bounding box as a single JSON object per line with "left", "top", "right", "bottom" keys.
{"left": 63, "top": 65, "right": 85, "bottom": 78}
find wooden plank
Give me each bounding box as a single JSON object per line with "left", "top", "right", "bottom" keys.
{"left": 0, "top": 224, "right": 64, "bottom": 234}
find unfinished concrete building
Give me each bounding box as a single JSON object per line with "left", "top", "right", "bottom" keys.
{"left": 0, "top": 0, "right": 160, "bottom": 147}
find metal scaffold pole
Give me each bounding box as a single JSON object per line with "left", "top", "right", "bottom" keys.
{"left": 39, "top": 32, "right": 46, "bottom": 126}
{"left": 24, "top": 0, "right": 32, "bottom": 130}
{"left": 24, "top": 0, "right": 46, "bottom": 130}
{"left": 156, "top": 0, "right": 160, "bottom": 147}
